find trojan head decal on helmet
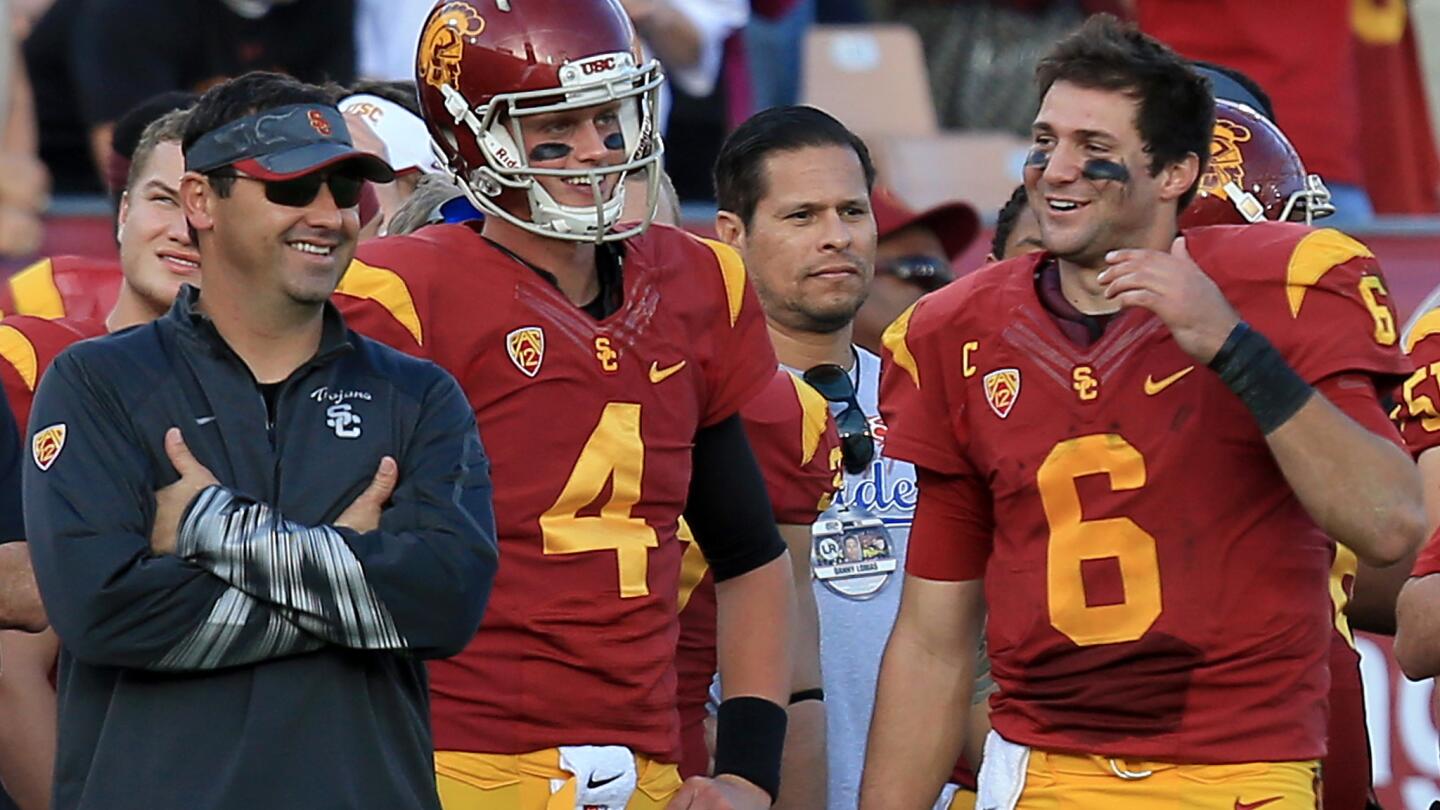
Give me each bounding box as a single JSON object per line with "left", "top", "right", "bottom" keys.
{"left": 1181, "top": 99, "right": 1334, "bottom": 228}
{"left": 415, "top": 0, "right": 665, "bottom": 242}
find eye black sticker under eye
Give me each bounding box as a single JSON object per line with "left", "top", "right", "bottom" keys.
{"left": 1082, "top": 158, "right": 1130, "bottom": 183}
{"left": 528, "top": 143, "right": 572, "bottom": 162}
{"left": 1024, "top": 149, "right": 1050, "bottom": 170}
{"left": 603, "top": 132, "right": 626, "bottom": 151}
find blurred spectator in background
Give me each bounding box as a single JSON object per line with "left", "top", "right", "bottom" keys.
{"left": 621, "top": 0, "right": 748, "bottom": 130}
{"left": 851, "top": 185, "right": 976, "bottom": 354}
{"left": 988, "top": 183, "right": 1041, "bottom": 262}
{"left": 0, "top": 92, "right": 203, "bottom": 321}
{"left": 25, "top": 0, "right": 355, "bottom": 194}
{"left": 1351, "top": 0, "right": 1440, "bottom": 215}
{"left": 644, "top": 0, "right": 753, "bottom": 201}
{"left": 745, "top": 0, "right": 809, "bottom": 114}
{"left": 0, "top": 0, "right": 48, "bottom": 259}
{"left": 353, "top": 0, "right": 431, "bottom": 80}
{"left": 340, "top": 81, "right": 440, "bottom": 237}
{"left": 887, "top": 0, "right": 1123, "bottom": 135}
{"left": 1135, "top": 0, "right": 1395, "bottom": 224}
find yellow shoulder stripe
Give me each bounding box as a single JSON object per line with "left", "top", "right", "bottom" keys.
{"left": 0, "top": 325, "right": 40, "bottom": 391}
{"left": 1286, "top": 229, "right": 1374, "bottom": 318}
{"left": 697, "top": 237, "right": 746, "bottom": 327}
{"left": 787, "top": 371, "right": 830, "bottom": 466}
{"left": 335, "top": 260, "right": 424, "bottom": 346}
{"left": 8, "top": 259, "right": 65, "bottom": 320}
{"left": 1329, "top": 543, "right": 1358, "bottom": 648}
{"left": 1405, "top": 307, "right": 1440, "bottom": 354}
{"left": 881, "top": 303, "right": 920, "bottom": 387}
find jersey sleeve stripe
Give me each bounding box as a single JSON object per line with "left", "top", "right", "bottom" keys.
{"left": 882, "top": 303, "right": 921, "bottom": 387}
{"left": 696, "top": 237, "right": 746, "bottom": 327}
{"left": 1405, "top": 308, "right": 1440, "bottom": 354}
{"left": 0, "top": 325, "right": 40, "bottom": 391}
{"left": 1329, "top": 543, "right": 1358, "bottom": 649}
{"left": 8, "top": 260, "right": 65, "bottom": 320}
{"left": 1285, "top": 229, "right": 1374, "bottom": 318}
{"left": 786, "top": 371, "right": 829, "bottom": 466}
{"left": 335, "top": 260, "right": 425, "bottom": 346}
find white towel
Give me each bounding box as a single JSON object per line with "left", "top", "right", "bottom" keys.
{"left": 555, "top": 745, "right": 639, "bottom": 810}
{"left": 976, "top": 730, "right": 1031, "bottom": 810}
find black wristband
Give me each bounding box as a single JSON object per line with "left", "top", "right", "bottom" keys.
{"left": 1207, "top": 322, "right": 1315, "bottom": 434}
{"left": 788, "top": 687, "right": 824, "bottom": 705}
{"left": 713, "top": 696, "right": 787, "bottom": 802}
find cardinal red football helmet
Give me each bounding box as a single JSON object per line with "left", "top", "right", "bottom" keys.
{"left": 1181, "top": 99, "right": 1334, "bottom": 228}
{"left": 414, "top": 0, "right": 664, "bottom": 241}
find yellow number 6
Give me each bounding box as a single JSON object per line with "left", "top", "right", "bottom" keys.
{"left": 1038, "top": 434, "right": 1162, "bottom": 647}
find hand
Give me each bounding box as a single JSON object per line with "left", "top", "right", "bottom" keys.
{"left": 1099, "top": 236, "right": 1242, "bottom": 363}
{"left": 335, "top": 456, "right": 398, "bottom": 533}
{"left": 667, "top": 774, "right": 770, "bottom": 809}
{"left": 151, "top": 428, "right": 219, "bottom": 555}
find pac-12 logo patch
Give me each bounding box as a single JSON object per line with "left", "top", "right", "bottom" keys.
{"left": 983, "top": 368, "right": 1020, "bottom": 419}
{"left": 32, "top": 424, "right": 67, "bottom": 471}
{"left": 506, "top": 326, "right": 545, "bottom": 377}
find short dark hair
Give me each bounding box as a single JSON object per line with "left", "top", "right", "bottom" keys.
{"left": 1191, "top": 60, "right": 1276, "bottom": 122}
{"left": 713, "top": 105, "right": 876, "bottom": 227}
{"left": 125, "top": 108, "right": 191, "bottom": 193}
{"left": 347, "top": 79, "right": 422, "bottom": 117}
{"left": 1035, "top": 14, "right": 1213, "bottom": 209}
{"left": 183, "top": 71, "right": 336, "bottom": 198}
{"left": 991, "top": 185, "right": 1030, "bottom": 260}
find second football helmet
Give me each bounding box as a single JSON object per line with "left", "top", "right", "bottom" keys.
{"left": 1181, "top": 99, "right": 1335, "bottom": 228}
{"left": 414, "top": 0, "right": 665, "bottom": 242}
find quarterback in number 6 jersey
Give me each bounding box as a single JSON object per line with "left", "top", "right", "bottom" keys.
{"left": 882, "top": 220, "right": 1410, "bottom": 762}
{"left": 863, "top": 17, "right": 1422, "bottom": 810}
{"left": 334, "top": 1, "right": 796, "bottom": 808}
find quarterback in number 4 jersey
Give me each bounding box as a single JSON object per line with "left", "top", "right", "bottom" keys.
{"left": 341, "top": 219, "right": 779, "bottom": 756}
{"left": 334, "top": 1, "right": 798, "bottom": 808}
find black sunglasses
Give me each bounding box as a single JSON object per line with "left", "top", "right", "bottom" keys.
{"left": 803, "top": 363, "right": 875, "bottom": 475}
{"left": 209, "top": 169, "right": 365, "bottom": 209}
{"left": 877, "top": 254, "right": 954, "bottom": 293}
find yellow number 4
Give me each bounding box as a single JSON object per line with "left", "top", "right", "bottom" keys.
{"left": 540, "top": 402, "right": 658, "bottom": 597}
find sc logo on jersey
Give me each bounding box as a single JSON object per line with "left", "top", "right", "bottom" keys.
{"left": 326, "top": 404, "right": 362, "bottom": 439}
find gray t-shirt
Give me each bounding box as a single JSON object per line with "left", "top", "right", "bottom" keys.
{"left": 811, "top": 346, "right": 917, "bottom": 810}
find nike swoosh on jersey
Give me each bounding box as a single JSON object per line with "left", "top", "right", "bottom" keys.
{"left": 1234, "top": 796, "right": 1283, "bottom": 810}
{"left": 649, "top": 360, "right": 686, "bottom": 383}
{"left": 196, "top": 415, "right": 218, "bottom": 426}
{"left": 586, "top": 772, "right": 623, "bottom": 789}
{"left": 1143, "top": 365, "right": 1195, "bottom": 395}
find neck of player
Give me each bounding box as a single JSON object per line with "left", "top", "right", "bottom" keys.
{"left": 483, "top": 214, "right": 601, "bottom": 307}
{"left": 767, "top": 319, "right": 857, "bottom": 372}
{"left": 106, "top": 282, "right": 168, "bottom": 334}
{"left": 194, "top": 262, "right": 326, "bottom": 384}
{"left": 1055, "top": 218, "right": 1178, "bottom": 316}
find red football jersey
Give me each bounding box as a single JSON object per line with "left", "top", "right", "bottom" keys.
{"left": 674, "top": 368, "right": 840, "bottom": 778}
{"left": 1397, "top": 303, "right": 1440, "bottom": 458}
{"left": 0, "top": 257, "right": 122, "bottom": 323}
{"left": 1414, "top": 526, "right": 1440, "bottom": 579}
{"left": 1398, "top": 303, "right": 1440, "bottom": 581}
{"left": 1135, "top": 0, "right": 1362, "bottom": 186}
{"left": 0, "top": 314, "right": 105, "bottom": 430}
{"left": 880, "top": 223, "right": 1408, "bottom": 763}
{"left": 334, "top": 222, "right": 777, "bottom": 760}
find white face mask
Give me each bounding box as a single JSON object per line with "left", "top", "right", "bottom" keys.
{"left": 219, "top": 0, "right": 298, "bottom": 20}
